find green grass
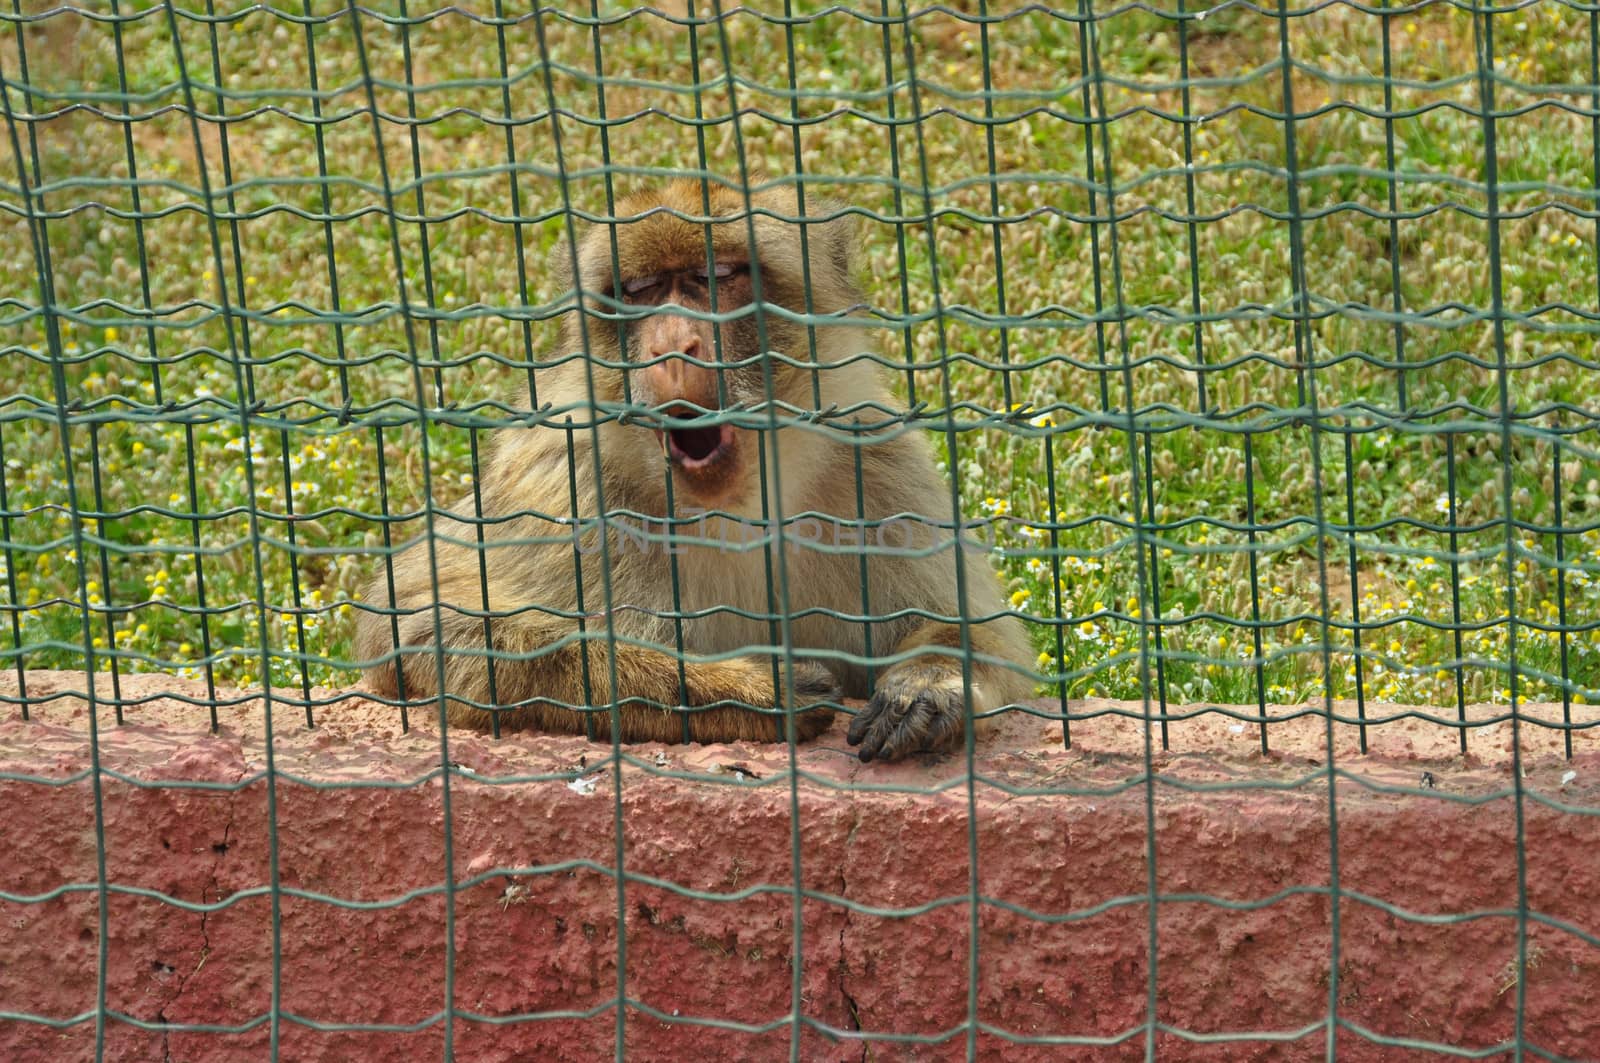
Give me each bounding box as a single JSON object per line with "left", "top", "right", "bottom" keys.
{"left": 2, "top": 0, "right": 1598, "bottom": 716}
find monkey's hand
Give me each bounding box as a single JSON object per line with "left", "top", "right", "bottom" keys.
{"left": 846, "top": 659, "right": 969, "bottom": 763}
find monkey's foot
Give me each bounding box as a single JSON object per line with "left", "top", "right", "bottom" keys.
{"left": 845, "top": 666, "right": 968, "bottom": 763}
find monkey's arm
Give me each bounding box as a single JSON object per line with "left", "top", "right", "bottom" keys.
{"left": 837, "top": 434, "right": 1036, "bottom": 762}
{"left": 355, "top": 532, "right": 839, "bottom": 745}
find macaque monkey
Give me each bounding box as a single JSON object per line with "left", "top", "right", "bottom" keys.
{"left": 355, "top": 177, "right": 1034, "bottom": 762}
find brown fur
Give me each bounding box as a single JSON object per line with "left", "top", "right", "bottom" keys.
{"left": 356, "top": 177, "right": 1035, "bottom": 759}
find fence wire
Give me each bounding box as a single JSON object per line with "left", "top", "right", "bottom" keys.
{"left": 2, "top": 0, "right": 1600, "bottom": 1059}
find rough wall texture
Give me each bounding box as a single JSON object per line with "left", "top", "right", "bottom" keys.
{"left": 2, "top": 670, "right": 1598, "bottom": 1062}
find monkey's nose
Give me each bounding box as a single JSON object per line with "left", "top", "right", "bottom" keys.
{"left": 644, "top": 315, "right": 704, "bottom": 367}
{"left": 643, "top": 339, "right": 720, "bottom": 412}
{"left": 649, "top": 334, "right": 703, "bottom": 372}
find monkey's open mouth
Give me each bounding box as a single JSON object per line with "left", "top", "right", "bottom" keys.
{"left": 654, "top": 408, "right": 737, "bottom": 473}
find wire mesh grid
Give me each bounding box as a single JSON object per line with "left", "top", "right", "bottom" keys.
{"left": 3, "top": 0, "right": 1599, "bottom": 1058}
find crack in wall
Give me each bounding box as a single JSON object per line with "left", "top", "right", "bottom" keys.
{"left": 837, "top": 797, "right": 866, "bottom": 1063}
{"left": 159, "top": 769, "right": 244, "bottom": 1063}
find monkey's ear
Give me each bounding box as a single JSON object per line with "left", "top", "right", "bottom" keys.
{"left": 547, "top": 237, "right": 577, "bottom": 292}
{"left": 548, "top": 231, "right": 618, "bottom": 301}
{"left": 815, "top": 202, "right": 857, "bottom": 286}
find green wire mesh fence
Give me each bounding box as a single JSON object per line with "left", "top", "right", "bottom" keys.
{"left": 3, "top": 0, "right": 1600, "bottom": 1058}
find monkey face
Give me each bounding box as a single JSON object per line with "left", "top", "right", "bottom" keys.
{"left": 562, "top": 178, "right": 856, "bottom": 506}
{"left": 617, "top": 262, "right": 767, "bottom": 503}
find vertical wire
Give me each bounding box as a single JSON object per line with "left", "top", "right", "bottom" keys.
{"left": 299, "top": 0, "right": 353, "bottom": 731}
{"left": 1446, "top": 434, "right": 1467, "bottom": 752}
{"left": 1, "top": 23, "right": 114, "bottom": 1058}
{"left": 528, "top": 8, "right": 633, "bottom": 1056}
{"left": 476, "top": 0, "right": 543, "bottom": 738}
{"left": 976, "top": 0, "right": 1013, "bottom": 413}
{"left": 300, "top": 0, "right": 353, "bottom": 405}
{"left": 182, "top": 418, "right": 221, "bottom": 730}
{"left": 277, "top": 425, "right": 314, "bottom": 724}
{"left": 162, "top": 0, "right": 287, "bottom": 1050}
{"left": 110, "top": 0, "right": 165, "bottom": 407}
{"left": 1474, "top": 11, "right": 1530, "bottom": 1058}
{"left": 582, "top": 0, "right": 624, "bottom": 745}
{"left": 894, "top": 4, "right": 985, "bottom": 1055}
{"left": 1075, "top": 12, "right": 1111, "bottom": 417}
{"left": 343, "top": 1, "right": 457, "bottom": 1051}
{"left": 680, "top": 0, "right": 718, "bottom": 745}
{"left": 1084, "top": 1, "right": 1161, "bottom": 1054}
{"left": 1552, "top": 446, "right": 1572, "bottom": 759}
{"left": 782, "top": 0, "right": 826, "bottom": 413}
{"left": 1273, "top": 0, "right": 1345, "bottom": 1053}
{"left": 878, "top": 0, "right": 918, "bottom": 404}
{"left": 1044, "top": 427, "right": 1069, "bottom": 747}
{"left": 1175, "top": 0, "right": 1208, "bottom": 415}
{"left": 494, "top": 0, "right": 541, "bottom": 408}
{"left": 1378, "top": 0, "right": 1408, "bottom": 412}
{"left": 397, "top": 0, "right": 447, "bottom": 409}
{"left": 0, "top": 426, "right": 23, "bottom": 711}
{"left": 466, "top": 427, "right": 500, "bottom": 738}
{"left": 707, "top": 5, "right": 809, "bottom": 1055}
{"left": 372, "top": 423, "right": 410, "bottom": 734}
{"left": 86, "top": 423, "right": 124, "bottom": 722}
{"left": 1243, "top": 433, "right": 1269, "bottom": 754}
{"left": 1343, "top": 432, "right": 1368, "bottom": 752}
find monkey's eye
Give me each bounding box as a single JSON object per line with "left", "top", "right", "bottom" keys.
{"left": 622, "top": 274, "right": 662, "bottom": 297}
{"left": 696, "top": 262, "right": 740, "bottom": 281}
